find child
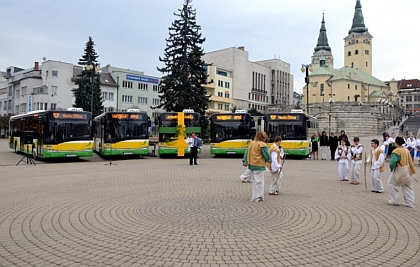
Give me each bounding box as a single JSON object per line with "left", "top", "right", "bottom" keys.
{"left": 335, "top": 139, "right": 350, "bottom": 181}
{"left": 366, "top": 139, "right": 385, "bottom": 193}
{"left": 349, "top": 137, "right": 363, "bottom": 185}
{"left": 267, "top": 136, "right": 285, "bottom": 195}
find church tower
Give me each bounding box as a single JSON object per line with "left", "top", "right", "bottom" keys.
{"left": 344, "top": 0, "right": 373, "bottom": 75}
{"left": 311, "top": 13, "right": 334, "bottom": 71}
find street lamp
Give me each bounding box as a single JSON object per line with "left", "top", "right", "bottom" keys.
{"left": 301, "top": 64, "right": 312, "bottom": 114}
{"left": 328, "top": 98, "right": 334, "bottom": 134}
{"left": 85, "top": 63, "right": 101, "bottom": 115}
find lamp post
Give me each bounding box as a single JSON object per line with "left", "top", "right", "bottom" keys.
{"left": 328, "top": 98, "right": 334, "bottom": 134}
{"left": 85, "top": 63, "right": 101, "bottom": 115}
{"left": 301, "top": 64, "right": 312, "bottom": 115}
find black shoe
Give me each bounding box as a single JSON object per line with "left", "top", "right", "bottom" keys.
{"left": 190, "top": 164, "right": 193, "bottom": 165}
{"left": 194, "top": 163, "right": 198, "bottom": 165}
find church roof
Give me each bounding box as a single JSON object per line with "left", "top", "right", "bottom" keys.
{"left": 310, "top": 66, "right": 388, "bottom": 87}
{"left": 349, "top": 0, "right": 368, "bottom": 34}
{"left": 314, "top": 13, "right": 331, "bottom": 52}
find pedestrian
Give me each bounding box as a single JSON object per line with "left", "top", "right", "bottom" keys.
{"left": 338, "top": 130, "right": 350, "bottom": 146}
{"left": 335, "top": 139, "right": 349, "bottom": 181}
{"left": 365, "top": 139, "right": 385, "bottom": 193}
{"left": 401, "top": 124, "right": 404, "bottom": 133}
{"left": 267, "top": 136, "right": 284, "bottom": 196}
{"left": 187, "top": 132, "right": 199, "bottom": 165}
{"left": 242, "top": 131, "right": 271, "bottom": 202}
{"left": 329, "top": 132, "right": 339, "bottom": 161}
{"left": 388, "top": 136, "right": 416, "bottom": 207}
{"left": 349, "top": 137, "right": 364, "bottom": 185}
{"left": 240, "top": 147, "right": 253, "bottom": 183}
{"left": 311, "top": 132, "right": 319, "bottom": 160}
{"left": 387, "top": 132, "right": 396, "bottom": 160}
{"left": 406, "top": 133, "right": 416, "bottom": 159}
{"left": 319, "top": 131, "right": 329, "bottom": 160}
{"left": 415, "top": 134, "right": 420, "bottom": 166}
{"left": 382, "top": 131, "right": 387, "bottom": 142}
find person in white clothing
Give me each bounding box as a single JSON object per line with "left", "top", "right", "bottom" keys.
{"left": 267, "top": 136, "right": 285, "bottom": 195}
{"left": 365, "top": 139, "right": 385, "bottom": 193}
{"left": 386, "top": 132, "right": 396, "bottom": 160}
{"left": 415, "top": 133, "right": 420, "bottom": 166}
{"left": 405, "top": 132, "right": 416, "bottom": 160}
{"left": 240, "top": 147, "right": 253, "bottom": 183}
{"left": 335, "top": 139, "right": 350, "bottom": 181}
{"left": 349, "top": 137, "right": 363, "bottom": 185}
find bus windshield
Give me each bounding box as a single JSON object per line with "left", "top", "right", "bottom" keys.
{"left": 211, "top": 121, "right": 252, "bottom": 142}
{"left": 107, "top": 119, "right": 148, "bottom": 141}
{"left": 266, "top": 121, "right": 306, "bottom": 141}
{"left": 45, "top": 119, "right": 91, "bottom": 144}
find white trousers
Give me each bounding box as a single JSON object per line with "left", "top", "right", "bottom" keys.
{"left": 388, "top": 172, "right": 415, "bottom": 206}
{"left": 269, "top": 171, "right": 284, "bottom": 194}
{"left": 251, "top": 170, "right": 264, "bottom": 201}
{"left": 349, "top": 160, "right": 362, "bottom": 183}
{"left": 370, "top": 169, "right": 384, "bottom": 192}
{"left": 321, "top": 146, "right": 327, "bottom": 159}
{"left": 338, "top": 162, "right": 349, "bottom": 179}
{"left": 240, "top": 168, "right": 253, "bottom": 182}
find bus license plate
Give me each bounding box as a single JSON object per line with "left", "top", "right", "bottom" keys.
{"left": 227, "top": 152, "right": 236, "bottom": 154}
{"left": 66, "top": 154, "right": 77, "bottom": 157}
{"left": 123, "top": 152, "right": 133, "bottom": 155}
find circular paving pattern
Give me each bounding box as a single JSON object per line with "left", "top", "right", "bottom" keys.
{"left": 1, "top": 156, "right": 420, "bottom": 266}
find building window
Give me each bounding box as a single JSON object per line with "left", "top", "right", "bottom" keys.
{"left": 224, "top": 105, "right": 230, "bottom": 111}
{"left": 225, "top": 93, "right": 230, "bottom": 98}
{"left": 217, "top": 104, "right": 223, "bottom": 110}
{"left": 153, "top": 85, "right": 159, "bottom": 92}
{"left": 365, "top": 50, "right": 369, "bottom": 55}
{"left": 351, "top": 62, "right": 354, "bottom": 68}
{"left": 320, "top": 84, "right": 324, "bottom": 96}
{"left": 152, "top": 98, "right": 160, "bottom": 106}
{"left": 217, "top": 92, "right": 223, "bottom": 97}
{"left": 52, "top": 70, "right": 58, "bottom": 77}
{"left": 51, "top": 86, "right": 58, "bottom": 95}
{"left": 406, "top": 96, "right": 412, "bottom": 102}
{"left": 355, "top": 85, "right": 357, "bottom": 90}
{"left": 348, "top": 84, "right": 350, "bottom": 89}
{"left": 216, "top": 70, "right": 227, "bottom": 76}
{"left": 366, "top": 62, "right": 368, "bottom": 67}
{"left": 102, "top": 92, "right": 108, "bottom": 100}
{"left": 138, "top": 83, "right": 148, "bottom": 90}
{"left": 225, "top": 82, "right": 230, "bottom": 89}
{"left": 51, "top": 103, "right": 57, "bottom": 110}
{"left": 218, "top": 80, "right": 223, "bottom": 87}
{"left": 16, "top": 90, "right": 20, "bottom": 98}
{"left": 122, "top": 81, "right": 133, "bottom": 88}
{"left": 122, "top": 95, "right": 133, "bottom": 103}
{"left": 414, "top": 96, "right": 420, "bottom": 102}
{"left": 355, "top": 50, "right": 359, "bottom": 55}
{"left": 138, "top": 97, "right": 148, "bottom": 105}
{"left": 21, "top": 86, "right": 27, "bottom": 96}
{"left": 109, "top": 92, "right": 114, "bottom": 101}
{"left": 348, "top": 51, "right": 351, "bottom": 56}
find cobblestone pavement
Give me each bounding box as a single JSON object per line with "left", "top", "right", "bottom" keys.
{"left": 1, "top": 136, "right": 420, "bottom": 267}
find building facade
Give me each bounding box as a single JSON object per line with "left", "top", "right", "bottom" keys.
{"left": 202, "top": 46, "right": 293, "bottom": 114}
{"left": 204, "top": 65, "right": 233, "bottom": 114}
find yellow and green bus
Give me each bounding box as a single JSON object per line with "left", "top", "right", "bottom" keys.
{"left": 209, "top": 111, "right": 256, "bottom": 155}
{"left": 157, "top": 110, "right": 204, "bottom": 156}
{"left": 93, "top": 110, "right": 151, "bottom": 156}
{"left": 263, "top": 111, "right": 318, "bottom": 157}
{"left": 8, "top": 109, "right": 93, "bottom": 158}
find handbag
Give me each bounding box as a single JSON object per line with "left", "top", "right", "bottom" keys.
{"left": 393, "top": 149, "right": 412, "bottom": 186}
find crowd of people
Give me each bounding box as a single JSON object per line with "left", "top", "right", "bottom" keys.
{"left": 240, "top": 130, "right": 418, "bottom": 208}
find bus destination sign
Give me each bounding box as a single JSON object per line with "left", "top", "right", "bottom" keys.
{"left": 269, "top": 115, "right": 298, "bottom": 121}
{"left": 215, "top": 115, "right": 243, "bottom": 121}
{"left": 53, "top": 113, "right": 87, "bottom": 119}
{"left": 111, "top": 114, "right": 145, "bottom": 120}
{"left": 164, "top": 114, "right": 194, "bottom": 120}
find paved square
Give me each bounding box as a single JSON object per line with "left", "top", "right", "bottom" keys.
{"left": 1, "top": 136, "right": 420, "bottom": 266}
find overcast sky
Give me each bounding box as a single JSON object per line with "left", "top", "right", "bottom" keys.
{"left": 1, "top": 0, "right": 419, "bottom": 93}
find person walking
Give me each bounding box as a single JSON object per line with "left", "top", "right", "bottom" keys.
{"left": 267, "top": 136, "right": 284, "bottom": 196}
{"left": 366, "top": 139, "right": 385, "bottom": 193}
{"left": 242, "top": 131, "right": 271, "bottom": 202}
{"left": 388, "top": 137, "right": 416, "bottom": 207}
{"left": 415, "top": 133, "right": 420, "bottom": 166}
{"left": 335, "top": 139, "right": 350, "bottom": 181}
{"left": 319, "top": 131, "right": 329, "bottom": 160}
{"left": 329, "top": 132, "right": 339, "bottom": 161}
{"left": 349, "top": 137, "right": 363, "bottom": 185}
{"left": 311, "top": 132, "right": 319, "bottom": 160}
{"left": 240, "top": 147, "right": 253, "bottom": 183}
{"left": 406, "top": 132, "right": 416, "bottom": 159}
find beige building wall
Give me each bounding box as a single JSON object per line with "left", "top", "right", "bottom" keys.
{"left": 204, "top": 65, "right": 233, "bottom": 114}
{"left": 344, "top": 32, "right": 373, "bottom": 75}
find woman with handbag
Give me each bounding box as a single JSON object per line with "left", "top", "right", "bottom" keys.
{"left": 388, "top": 137, "right": 417, "bottom": 207}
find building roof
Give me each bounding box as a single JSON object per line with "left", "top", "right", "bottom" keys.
{"left": 349, "top": 0, "right": 368, "bottom": 34}
{"left": 314, "top": 13, "right": 331, "bottom": 52}
{"left": 398, "top": 79, "right": 420, "bottom": 89}
{"left": 73, "top": 66, "right": 118, "bottom": 86}
{"left": 310, "top": 66, "right": 388, "bottom": 87}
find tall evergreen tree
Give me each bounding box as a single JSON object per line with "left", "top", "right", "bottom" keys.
{"left": 156, "top": 0, "right": 209, "bottom": 115}
{"left": 73, "top": 36, "right": 103, "bottom": 117}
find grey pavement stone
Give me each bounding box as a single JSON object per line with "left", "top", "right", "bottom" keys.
{"left": 1, "top": 136, "right": 420, "bottom": 266}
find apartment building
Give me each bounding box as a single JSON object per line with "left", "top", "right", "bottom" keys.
{"left": 204, "top": 64, "right": 233, "bottom": 114}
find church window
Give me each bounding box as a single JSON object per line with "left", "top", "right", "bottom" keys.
{"left": 365, "top": 50, "right": 369, "bottom": 55}
{"left": 366, "top": 62, "right": 368, "bottom": 67}
{"left": 355, "top": 50, "right": 359, "bottom": 55}
{"left": 348, "top": 51, "right": 351, "bottom": 56}
{"left": 351, "top": 40, "right": 355, "bottom": 44}
{"left": 348, "top": 84, "right": 350, "bottom": 89}
{"left": 348, "top": 96, "right": 350, "bottom": 101}
{"left": 320, "top": 84, "right": 325, "bottom": 96}
{"left": 355, "top": 85, "right": 357, "bottom": 90}
{"left": 351, "top": 62, "right": 354, "bottom": 68}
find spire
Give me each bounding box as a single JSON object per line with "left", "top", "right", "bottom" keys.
{"left": 314, "top": 13, "right": 331, "bottom": 52}
{"left": 349, "top": 0, "right": 368, "bottom": 34}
